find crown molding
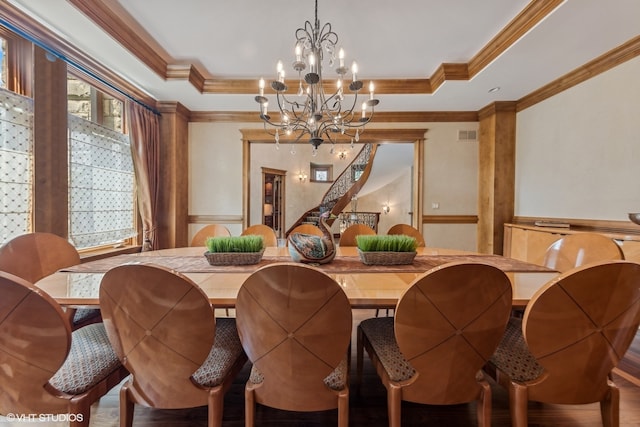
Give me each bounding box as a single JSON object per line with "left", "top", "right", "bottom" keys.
{"left": 517, "top": 35, "right": 640, "bottom": 111}
{"left": 478, "top": 101, "right": 518, "bottom": 121}
{"left": 157, "top": 101, "right": 191, "bottom": 118}
{"left": 66, "top": 0, "right": 559, "bottom": 96}
{"left": 67, "top": 0, "right": 168, "bottom": 78}
{"left": 468, "top": 0, "right": 564, "bottom": 77}
{"left": 0, "top": 1, "right": 156, "bottom": 107}
{"left": 190, "top": 111, "right": 479, "bottom": 123}
{"left": 9, "top": 0, "right": 637, "bottom": 116}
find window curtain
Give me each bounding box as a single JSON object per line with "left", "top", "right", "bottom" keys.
{"left": 0, "top": 87, "right": 33, "bottom": 245}
{"left": 68, "top": 115, "right": 136, "bottom": 248}
{"left": 127, "top": 101, "right": 160, "bottom": 251}
{"left": 6, "top": 36, "right": 32, "bottom": 96}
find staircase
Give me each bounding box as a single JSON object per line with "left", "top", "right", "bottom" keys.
{"left": 286, "top": 143, "right": 379, "bottom": 236}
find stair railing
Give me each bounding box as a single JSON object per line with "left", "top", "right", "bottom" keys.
{"left": 285, "top": 143, "right": 378, "bottom": 235}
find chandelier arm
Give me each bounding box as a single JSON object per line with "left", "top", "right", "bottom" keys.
{"left": 261, "top": 121, "right": 278, "bottom": 137}
{"left": 274, "top": 92, "right": 313, "bottom": 133}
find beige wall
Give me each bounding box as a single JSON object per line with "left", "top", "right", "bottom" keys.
{"left": 515, "top": 56, "right": 640, "bottom": 220}
{"left": 188, "top": 122, "right": 255, "bottom": 237}
{"left": 357, "top": 168, "right": 413, "bottom": 234}
{"left": 423, "top": 122, "right": 479, "bottom": 250}
{"left": 186, "top": 55, "right": 638, "bottom": 249}
{"left": 188, "top": 121, "right": 480, "bottom": 249}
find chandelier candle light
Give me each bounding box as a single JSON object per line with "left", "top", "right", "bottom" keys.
{"left": 255, "top": 0, "right": 380, "bottom": 153}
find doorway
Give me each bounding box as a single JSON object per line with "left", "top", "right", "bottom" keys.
{"left": 241, "top": 128, "right": 427, "bottom": 231}
{"left": 261, "top": 167, "right": 286, "bottom": 238}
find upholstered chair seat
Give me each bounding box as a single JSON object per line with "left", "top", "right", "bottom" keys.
{"left": 49, "top": 323, "right": 123, "bottom": 394}
{"left": 358, "top": 317, "right": 415, "bottom": 382}
{"left": 191, "top": 318, "right": 246, "bottom": 387}
{"left": 488, "top": 317, "right": 544, "bottom": 382}
{"left": 0, "top": 272, "right": 128, "bottom": 427}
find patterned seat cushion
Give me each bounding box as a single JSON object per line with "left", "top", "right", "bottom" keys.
{"left": 72, "top": 308, "right": 101, "bottom": 325}
{"left": 359, "top": 317, "right": 416, "bottom": 382}
{"left": 489, "top": 317, "right": 544, "bottom": 382}
{"left": 249, "top": 356, "right": 349, "bottom": 391}
{"left": 49, "top": 323, "right": 123, "bottom": 394}
{"left": 192, "top": 317, "right": 246, "bottom": 387}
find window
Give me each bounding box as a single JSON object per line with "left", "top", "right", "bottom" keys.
{"left": 0, "top": 88, "right": 33, "bottom": 245}
{"left": 67, "top": 77, "right": 135, "bottom": 249}
{"left": 0, "top": 30, "right": 137, "bottom": 250}
{"left": 351, "top": 163, "right": 365, "bottom": 181}
{"left": 310, "top": 163, "right": 333, "bottom": 182}
{"left": 67, "top": 76, "right": 123, "bottom": 132}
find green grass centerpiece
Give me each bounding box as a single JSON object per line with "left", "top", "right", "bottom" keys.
{"left": 204, "top": 235, "right": 265, "bottom": 265}
{"left": 355, "top": 234, "right": 418, "bottom": 265}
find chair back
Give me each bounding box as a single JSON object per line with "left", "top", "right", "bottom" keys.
{"left": 394, "top": 262, "right": 512, "bottom": 404}
{"left": 191, "top": 224, "right": 232, "bottom": 246}
{"left": 0, "top": 271, "right": 72, "bottom": 414}
{"left": 387, "top": 223, "right": 426, "bottom": 246}
{"left": 241, "top": 224, "right": 278, "bottom": 247}
{"left": 289, "top": 223, "right": 323, "bottom": 237}
{"left": 0, "top": 232, "right": 80, "bottom": 283}
{"left": 236, "top": 263, "right": 352, "bottom": 411}
{"left": 99, "top": 263, "right": 216, "bottom": 408}
{"left": 522, "top": 260, "right": 640, "bottom": 404}
{"left": 543, "top": 232, "right": 624, "bottom": 272}
{"left": 339, "top": 224, "right": 375, "bottom": 246}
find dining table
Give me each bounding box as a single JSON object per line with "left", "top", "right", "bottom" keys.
{"left": 35, "top": 246, "right": 559, "bottom": 310}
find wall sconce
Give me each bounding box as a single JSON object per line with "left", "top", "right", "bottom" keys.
{"left": 264, "top": 203, "right": 273, "bottom": 216}
{"left": 382, "top": 203, "right": 390, "bottom": 214}
{"left": 298, "top": 171, "right": 307, "bottom": 182}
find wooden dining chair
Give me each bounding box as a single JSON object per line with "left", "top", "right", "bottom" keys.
{"left": 0, "top": 232, "right": 101, "bottom": 329}
{"left": 357, "top": 262, "right": 513, "bottom": 427}
{"left": 241, "top": 224, "right": 278, "bottom": 247}
{"left": 0, "top": 271, "right": 129, "bottom": 427}
{"left": 99, "top": 263, "right": 247, "bottom": 427}
{"left": 288, "top": 223, "right": 323, "bottom": 237}
{"left": 339, "top": 223, "right": 376, "bottom": 246}
{"left": 542, "top": 232, "right": 624, "bottom": 272}
{"left": 191, "top": 224, "right": 232, "bottom": 246}
{"left": 235, "top": 263, "right": 352, "bottom": 427}
{"left": 485, "top": 260, "right": 640, "bottom": 427}
{"left": 386, "top": 223, "right": 426, "bottom": 246}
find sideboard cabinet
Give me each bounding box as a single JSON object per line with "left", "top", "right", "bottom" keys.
{"left": 503, "top": 223, "right": 640, "bottom": 265}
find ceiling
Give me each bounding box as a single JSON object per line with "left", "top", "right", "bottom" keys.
{"left": 5, "top": 0, "right": 640, "bottom": 114}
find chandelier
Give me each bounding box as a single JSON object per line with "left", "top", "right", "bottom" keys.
{"left": 255, "top": 0, "right": 379, "bottom": 153}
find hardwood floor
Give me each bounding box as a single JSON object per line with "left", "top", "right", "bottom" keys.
{"left": 4, "top": 311, "right": 640, "bottom": 426}
{"left": 87, "top": 372, "right": 640, "bottom": 427}
{"left": 89, "top": 310, "right": 640, "bottom": 427}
